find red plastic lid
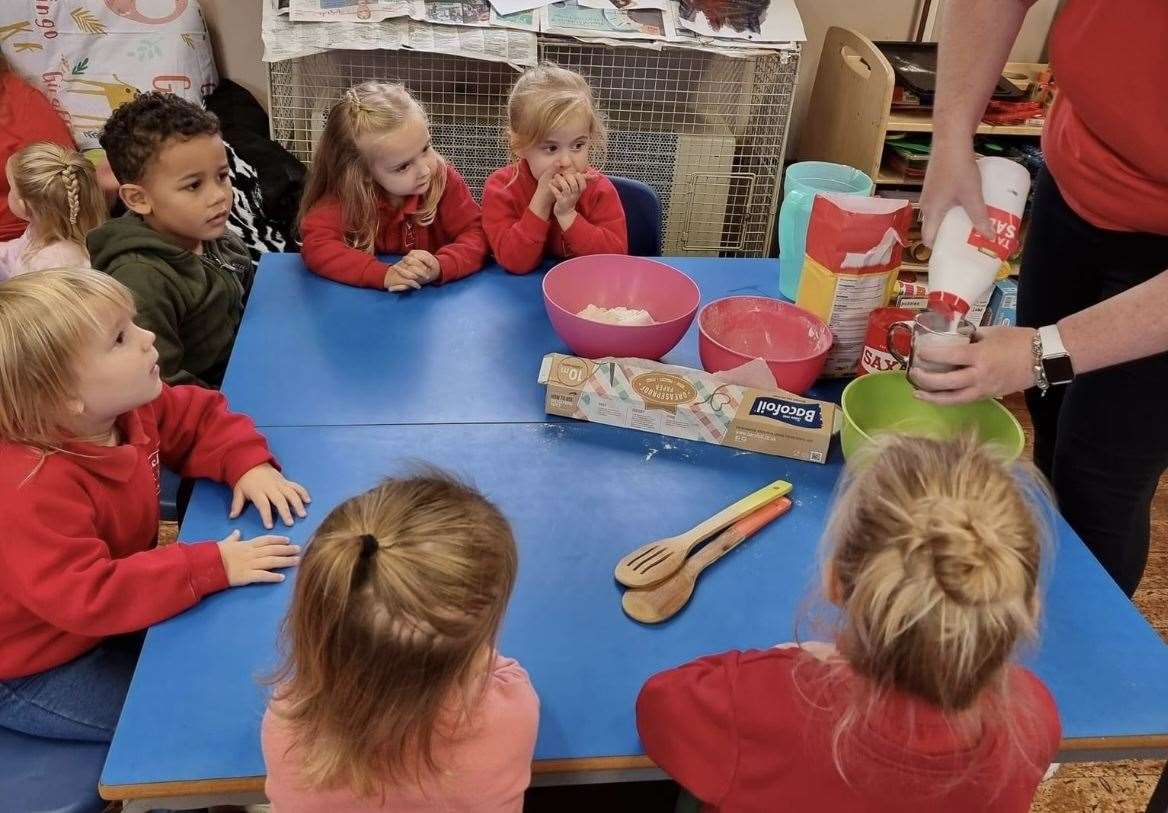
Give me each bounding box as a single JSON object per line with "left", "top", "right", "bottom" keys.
{"left": 927, "top": 290, "right": 970, "bottom": 316}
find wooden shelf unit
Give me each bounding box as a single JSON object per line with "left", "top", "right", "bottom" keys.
{"left": 886, "top": 108, "right": 1043, "bottom": 137}
{"left": 794, "top": 28, "right": 1042, "bottom": 281}
{"left": 875, "top": 166, "right": 925, "bottom": 186}
{"left": 795, "top": 26, "right": 1047, "bottom": 184}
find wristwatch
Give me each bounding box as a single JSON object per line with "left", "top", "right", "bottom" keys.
{"left": 1032, "top": 324, "right": 1075, "bottom": 395}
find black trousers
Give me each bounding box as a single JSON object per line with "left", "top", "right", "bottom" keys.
{"left": 1017, "top": 168, "right": 1168, "bottom": 597}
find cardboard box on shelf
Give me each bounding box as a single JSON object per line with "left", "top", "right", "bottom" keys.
{"left": 986, "top": 278, "right": 1019, "bottom": 326}
{"left": 538, "top": 354, "right": 837, "bottom": 464}
{"left": 893, "top": 272, "right": 998, "bottom": 326}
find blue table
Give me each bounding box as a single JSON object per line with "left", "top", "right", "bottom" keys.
{"left": 221, "top": 255, "right": 784, "bottom": 427}
{"left": 101, "top": 256, "right": 1168, "bottom": 809}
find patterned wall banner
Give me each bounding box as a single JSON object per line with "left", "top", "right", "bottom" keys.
{"left": 1, "top": 1, "right": 218, "bottom": 148}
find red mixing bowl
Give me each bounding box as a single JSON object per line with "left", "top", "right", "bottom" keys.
{"left": 698, "top": 296, "right": 833, "bottom": 395}
{"left": 542, "top": 255, "right": 700, "bottom": 360}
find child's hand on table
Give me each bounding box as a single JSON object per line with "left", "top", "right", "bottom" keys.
{"left": 230, "top": 463, "right": 311, "bottom": 529}
{"left": 401, "top": 250, "right": 441, "bottom": 285}
{"left": 384, "top": 262, "right": 422, "bottom": 292}
{"left": 217, "top": 530, "right": 300, "bottom": 586}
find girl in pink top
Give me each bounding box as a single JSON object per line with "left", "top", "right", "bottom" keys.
{"left": 0, "top": 143, "right": 105, "bottom": 280}
{"left": 262, "top": 473, "right": 539, "bottom": 813}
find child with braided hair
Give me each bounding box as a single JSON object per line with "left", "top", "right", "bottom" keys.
{"left": 0, "top": 142, "right": 106, "bottom": 280}
{"left": 262, "top": 472, "right": 538, "bottom": 812}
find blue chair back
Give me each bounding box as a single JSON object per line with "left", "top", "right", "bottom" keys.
{"left": 609, "top": 175, "right": 663, "bottom": 257}
{"left": 160, "top": 465, "right": 182, "bottom": 523}
{"left": 0, "top": 727, "right": 108, "bottom": 813}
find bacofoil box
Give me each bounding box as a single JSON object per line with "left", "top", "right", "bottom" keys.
{"left": 538, "top": 354, "right": 836, "bottom": 464}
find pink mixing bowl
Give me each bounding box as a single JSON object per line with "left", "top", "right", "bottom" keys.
{"left": 542, "top": 255, "right": 700, "bottom": 360}
{"left": 698, "top": 296, "right": 833, "bottom": 395}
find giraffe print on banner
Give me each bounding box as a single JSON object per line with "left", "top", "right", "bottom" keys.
{"left": 1, "top": 1, "right": 217, "bottom": 149}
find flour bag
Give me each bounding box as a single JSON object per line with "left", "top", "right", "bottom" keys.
{"left": 795, "top": 194, "right": 913, "bottom": 377}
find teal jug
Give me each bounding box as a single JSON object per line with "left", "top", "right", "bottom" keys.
{"left": 777, "top": 162, "right": 873, "bottom": 300}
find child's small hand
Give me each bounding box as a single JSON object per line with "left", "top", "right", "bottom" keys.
{"left": 230, "top": 463, "right": 311, "bottom": 529}
{"left": 384, "top": 263, "right": 422, "bottom": 293}
{"left": 402, "top": 250, "right": 441, "bottom": 284}
{"left": 217, "top": 530, "right": 300, "bottom": 586}
{"left": 552, "top": 171, "right": 586, "bottom": 222}
{"left": 529, "top": 169, "right": 558, "bottom": 219}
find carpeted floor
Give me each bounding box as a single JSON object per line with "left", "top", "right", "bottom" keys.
{"left": 163, "top": 393, "right": 1166, "bottom": 811}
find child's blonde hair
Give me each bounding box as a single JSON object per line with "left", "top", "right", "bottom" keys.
{"left": 812, "top": 434, "right": 1047, "bottom": 772}
{"left": 0, "top": 268, "right": 134, "bottom": 451}
{"left": 268, "top": 472, "right": 518, "bottom": 797}
{"left": 506, "top": 63, "right": 607, "bottom": 166}
{"left": 9, "top": 143, "right": 106, "bottom": 252}
{"left": 299, "top": 82, "right": 447, "bottom": 252}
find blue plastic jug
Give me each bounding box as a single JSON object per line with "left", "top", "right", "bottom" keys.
{"left": 777, "top": 162, "right": 873, "bottom": 300}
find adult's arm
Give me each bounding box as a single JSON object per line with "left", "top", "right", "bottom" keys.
{"left": 919, "top": 0, "right": 1035, "bottom": 245}
{"left": 913, "top": 268, "right": 1168, "bottom": 404}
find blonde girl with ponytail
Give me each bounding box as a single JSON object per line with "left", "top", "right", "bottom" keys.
{"left": 638, "top": 435, "right": 1061, "bottom": 813}
{"left": 0, "top": 142, "right": 106, "bottom": 280}
{"left": 262, "top": 472, "right": 538, "bottom": 813}
{"left": 298, "top": 82, "right": 489, "bottom": 293}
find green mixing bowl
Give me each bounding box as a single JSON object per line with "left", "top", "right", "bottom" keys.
{"left": 840, "top": 371, "right": 1024, "bottom": 461}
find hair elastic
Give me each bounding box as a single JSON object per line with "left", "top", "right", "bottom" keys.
{"left": 359, "top": 533, "right": 379, "bottom": 559}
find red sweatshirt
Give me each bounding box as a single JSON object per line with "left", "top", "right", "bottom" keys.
{"left": 481, "top": 161, "right": 628, "bottom": 275}
{"left": 300, "top": 163, "right": 488, "bottom": 289}
{"left": 637, "top": 648, "right": 1060, "bottom": 813}
{"left": 0, "top": 71, "right": 77, "bottom": 241}
{"left": 1041, "top": 0, "right": 1168, "bottom": 234}
{"left": 0, "top": 384, "right": 276, "bottom": 679}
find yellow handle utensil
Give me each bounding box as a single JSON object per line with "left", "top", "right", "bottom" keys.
{"left": 613, "top": 479, "right": 792, "bottom": 589}
{"left": 622, "top": 496, "right": 793, "bottom": 624}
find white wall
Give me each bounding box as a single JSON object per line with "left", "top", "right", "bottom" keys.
{"left": 199, "top": 0, "right": 267, "bottom": 108}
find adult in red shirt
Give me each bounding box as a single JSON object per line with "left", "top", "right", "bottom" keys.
{"left": 914, "top": 0, "right": 1168, "bottom": 598}
{"left": 0, "top": 55, "right": 77, "bottom": 241}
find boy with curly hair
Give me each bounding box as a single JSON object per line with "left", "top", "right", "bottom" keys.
{"left": 88, "top": 92, "right": 253, "bottom": 387}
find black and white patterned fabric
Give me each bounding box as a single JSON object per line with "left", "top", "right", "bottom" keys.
{"left": 224, "top": 141, "right": 287, "bottom": 265}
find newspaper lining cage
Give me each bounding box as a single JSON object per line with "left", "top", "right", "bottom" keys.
{"left": 268, "top": 41, "right": 799, "bottom": 256}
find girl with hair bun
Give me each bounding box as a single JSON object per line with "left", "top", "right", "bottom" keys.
{"left": 637, "top": 434, "right": 1061, "bottom": 812}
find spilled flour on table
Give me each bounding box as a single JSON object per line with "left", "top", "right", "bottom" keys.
{"left": 644, "top": 441, "right": 676, "bottom": 462}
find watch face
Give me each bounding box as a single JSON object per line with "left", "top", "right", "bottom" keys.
{"left": 1043, "top": 354, "right": 1074, "bottom": 385}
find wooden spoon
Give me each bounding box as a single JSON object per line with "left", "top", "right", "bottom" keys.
{"left": 622, "top": 496, "right": 793, "bottom": 624}
{"left": 614, "top": 479, "right": 792, "bottom": 589}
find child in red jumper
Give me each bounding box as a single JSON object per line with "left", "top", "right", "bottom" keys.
{"left": 482, "top": 64, "right": 627, "bottom": 275}
{"left": 638, "top": 435, "right": 1061, "bottom": 813}
{"left": 0, "top": 268, "right": 309, "bottom": 743}
{"left": 299, "top": 82, "right": 488, "bottom": 291}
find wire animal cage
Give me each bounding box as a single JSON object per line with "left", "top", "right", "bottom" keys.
{"left": 267, "top": 40, "right": 799, "bottom": 256}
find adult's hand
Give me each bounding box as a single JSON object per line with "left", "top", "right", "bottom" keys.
{"left": 919, "top": 142, "right": 994, "bottom": 247}
{"left": 911, "top": 326, "right": 1036, "bottom": 404}
{"left": 920, "top": 0, "right": 1031, "bottom": 245}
